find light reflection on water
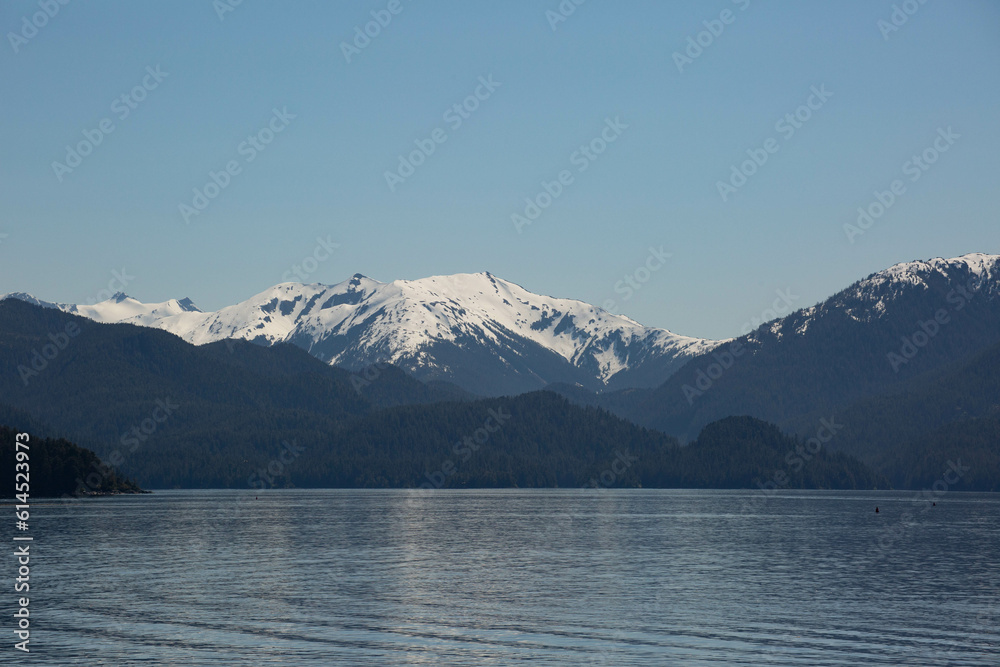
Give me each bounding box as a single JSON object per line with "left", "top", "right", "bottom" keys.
{"left": 25, "top": 489, "right": 1000, "bottom": 665}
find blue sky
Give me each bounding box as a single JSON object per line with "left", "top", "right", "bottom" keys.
{"left": 1, "top": 0, "right": 998, "bottom": 339}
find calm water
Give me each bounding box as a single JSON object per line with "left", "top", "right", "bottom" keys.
{"left": 20, "top": 489, "right": 1000, "bottom": 665}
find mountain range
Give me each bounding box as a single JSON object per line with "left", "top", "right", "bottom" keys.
{"left": 580, "top": 253, "right": 998, "bottom": 434}
{"left": 0, "top": 298, "right": 880, "bottom": 490}
{"left": 548, "top": 253, "right": 1000, "bottom": 489}
{"left": 2, "top": 252, "right": 998, "bottom": 490}
{"left": 3, "top": 272, "right": 717, "bottom": 396}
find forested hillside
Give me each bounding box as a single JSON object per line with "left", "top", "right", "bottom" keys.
{"left": 1, "top": 425, "right": 142, "bottom": 497}
{"left": 0, "top": 301, "right": 883, "bottom": 490}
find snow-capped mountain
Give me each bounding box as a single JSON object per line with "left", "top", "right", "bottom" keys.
{"left": 740, "top": 252, "right": 1000, "bottom": 375}
{"left": 2, "top": 272, "right": 719, "bottom": 395}
{"left": 783, "top": 252, "right": 999, "bottom": 337}
{"left": 601, "top": 252, "right": 1000, "bottom": 440}
{"left": 1, "top": 291, "right": 203, "bottom": 324}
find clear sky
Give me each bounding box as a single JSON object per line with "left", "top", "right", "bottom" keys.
{"left": 1, "top": 0, "right": 998, "bottom": 340}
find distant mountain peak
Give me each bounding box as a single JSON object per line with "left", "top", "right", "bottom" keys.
{"left": 173, "top": 297, "right": 201, "bottom": 313}
{"left": 0, "top": 292, "right": 60, "bottom": 310}
{"left": 26, "top": 271, "right": 718, "bottom": 395}
{"left": 873, "top": 253, "right": 998, "bottom": 287}
{"left": 2, "top": 292, "right": 37, "bottom": 303}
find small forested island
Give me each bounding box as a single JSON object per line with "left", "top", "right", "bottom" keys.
{"left": 1, "top": 425, "right": 145, "bottom": 498}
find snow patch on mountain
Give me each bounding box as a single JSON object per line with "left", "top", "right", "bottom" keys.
{"left": 4, "top": 272, "right": 717, "bottom": 391}
{"left": 67, "top": 294, "right": 203, "bottom": 327}
{"left": 866, "top": 253, "right": 997, "bottom": 292}
{"left": 787, "top": 253, "right": 1000, "bottom": 333}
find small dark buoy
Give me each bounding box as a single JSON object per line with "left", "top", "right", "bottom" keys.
{"left": 932, "top": 502, "right": 936, "bottom": 506}
{"left": 875, "top": 507, "right": 879, "bottom": 513}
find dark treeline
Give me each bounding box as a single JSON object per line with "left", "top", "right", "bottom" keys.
{"left": 1, "top": 426, "right": 142, "bottom": 498}
{"left": 0, "top": 299, "right": 923, "bottom": 491}
{"left": 788, "top": 339, "right": 1000, "bottom": 491}
{"left": 38, "top": 392, "right": 880, "bottom": 490}
{"left": 2, "top": 400, "right": 884, "bottom": 491}
{"left": 556, "top": 276, "right": 1000, "bottom": 491}
{"left": 873, "top": 417, "right": 1000, "bottom": 492}
{"left": 602, "top": 266, "right": 1000, "bottom": 441}
{"left": 658, "top": 416, "right": 888, "bottom": 490}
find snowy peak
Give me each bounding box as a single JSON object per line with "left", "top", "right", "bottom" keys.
{"left": 6, "top": 254, "right": 996, "bottom": 396}
{"left": 174, "top": 298, "right": 201, "bottom": 313}
{"left": 1, "top": 291, "right": 203, "bottom": 320}
{"left": 0, "top": 292, "right": 59, "bottom": 310}
{"left": 866, "top": 253, "right": 998, "bottom": 291}
{"left": 308, "top": 270, "right": 715, "bottom": 380}
{"left": 849, "top": 253, "right": 999, "bottom": 317}
{"left": 6, "top": 273, "right": 718, "bottom": 395}
{"left": 760, "top": 253, "right": 1000, "bottom": 341}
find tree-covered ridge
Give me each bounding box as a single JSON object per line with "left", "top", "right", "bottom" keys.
{"left": 549, "top": 264, "right": 1000, "bottom": 490}
{"left": 1, "top": 426, "right": 143, "bottom": 498}
{"left": 1, "top": 397, "right": 885, "bottom": 491}
{"left": 875, "top": 416, "right": 1000, "bottom": 492}
{"left": 0, "top": 301, "right": 886, "bottom": 490}
{"left": 666, "top": 416, "right": 888, "bottom": 490}
{"left": 592, "top": 260, "right": 1000, "bottom": 441}
{"left": 781, "top": 339, "right": 1000, "bottom": 491}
